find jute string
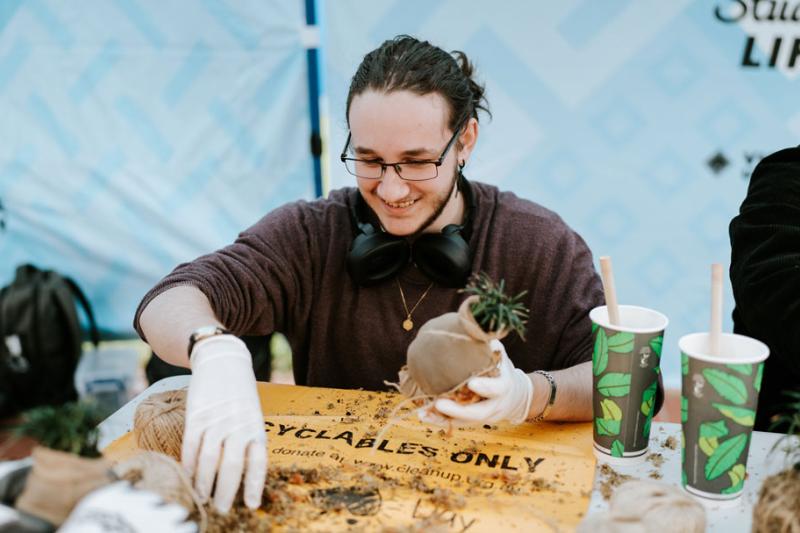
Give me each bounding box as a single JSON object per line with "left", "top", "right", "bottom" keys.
{"left": 134, "top": 388, "right": 187, "bottom": 461}
{"left": 577, "top": 480, "right": 705, "bottom": 533}
{"left": 114, "top": 451, "right": 207, "bottom": 532}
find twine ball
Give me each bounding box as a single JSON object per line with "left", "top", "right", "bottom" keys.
{"left": 133, "top": 389, "right": 187, "bottom": 461}
{"left": 752, "top": 467, "right": 800, "bottom": 533}
{"left": 578, "top": 480, "right": 705, "bottom": 533}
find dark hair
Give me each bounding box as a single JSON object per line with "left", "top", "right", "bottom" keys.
{"left": 346, "top": 35, "right": 490, "bottom": 133}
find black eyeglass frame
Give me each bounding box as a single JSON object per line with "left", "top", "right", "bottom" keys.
{"left": 339, "top": 118, "right": 468, "bottom": 181}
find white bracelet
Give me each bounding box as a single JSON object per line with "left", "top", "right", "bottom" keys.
{"left": 530, "top": 370, "right": 557, "bottom": 422}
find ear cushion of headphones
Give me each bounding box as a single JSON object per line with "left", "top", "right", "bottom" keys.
{"left": 347, "top": 232, "right": 410, "bottom": 286}
{"left": 346, "top": 179, "right": 475, "bottom": 287}
{"left": 412, "top": 231, "right": 471, "bottom": 288}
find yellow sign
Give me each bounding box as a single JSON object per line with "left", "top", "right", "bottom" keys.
{"left": 105, "top": 383, "right": 595, "bottom": 531}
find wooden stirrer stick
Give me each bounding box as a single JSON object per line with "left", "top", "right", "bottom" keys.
{"left": 599, "top": 256, "right": 620, "bottom": 326}
{"left": 710, "top": 263, "right": 723, "bottom": 356}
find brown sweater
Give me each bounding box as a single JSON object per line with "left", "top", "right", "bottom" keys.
{"left": 134, "top": 181, "right": 604, "bottom": 391}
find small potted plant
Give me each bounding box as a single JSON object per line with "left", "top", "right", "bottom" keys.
{"left": 13, "top": 401, "right": 114, "bottom": 526}
{"left": 395, "top": 272, "right": 529, "bottom": 407}
{"left": 752, "top": 391, "right": 800, "bottom": 532}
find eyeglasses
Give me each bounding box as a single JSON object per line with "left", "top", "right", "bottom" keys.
{"left": 340, "top": 120, "right": 465, "bottom": 181}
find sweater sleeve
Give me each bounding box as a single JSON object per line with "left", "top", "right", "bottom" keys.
{"left": 729, "top": 146, "right": 800, "bottom": 378}
{"left": 544, "top": 223, "right": 605, "bottom": 370}
{"left": 133, "top": 201, "right": 317, "bottom": 339}
{"left": 484, "top": 188, "right": 605, "bottom": 373}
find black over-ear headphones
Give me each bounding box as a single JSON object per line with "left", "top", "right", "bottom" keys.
{"left": 346, "top": 177, "right": 475, "bottom": 288}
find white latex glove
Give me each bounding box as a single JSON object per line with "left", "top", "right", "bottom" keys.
{"left": 58, "top": 481, "right": 197, "bottom": 533}
{"left": 416, "top": 402, "right": 451, "bottom": 426}
{"left": 431, "top": 339, "right": 533, "bottom": 425}
{"left": 183, "top": 334, "right": 267, "bottom": 513}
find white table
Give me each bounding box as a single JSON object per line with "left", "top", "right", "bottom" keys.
{"left": 99, "top": 376, "right": 790, "bottom": 532}
{"left": 588, "top": 422, "right": 787, "bottom": 532}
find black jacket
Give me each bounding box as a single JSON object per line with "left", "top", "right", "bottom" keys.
{"left": 729, "top": 146, "right": 800, "bottom": 432}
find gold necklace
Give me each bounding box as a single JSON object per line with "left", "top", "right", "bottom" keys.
{"left": 397, "top": 280, "right": 434, "bottom": 331}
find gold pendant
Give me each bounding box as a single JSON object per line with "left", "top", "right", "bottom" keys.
{"left": 402, "top": 318, "right": 413, "bottom": 331}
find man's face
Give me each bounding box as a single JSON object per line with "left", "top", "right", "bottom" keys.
{"left": 347, "top": 90, "right": 468, "bottom": 237}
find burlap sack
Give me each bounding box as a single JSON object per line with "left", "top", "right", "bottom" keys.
{"left": 403, "top": 296, "right": 506, "bottom": 396}
{"left": 15, "top": 446, "right": 114, "bottom": 525}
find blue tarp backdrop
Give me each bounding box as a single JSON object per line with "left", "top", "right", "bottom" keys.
{"left": 1, "top": 1, "right": 798, "bottom": 389}
{"left": 0, "top": 0, "right": 315, "bottom": 334}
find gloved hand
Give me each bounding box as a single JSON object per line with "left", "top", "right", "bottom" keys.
{"left": 431, "top": 339, "right": 534, "bottom": 425}
{"left": 416, "top": 402, "right": 451, "bottom": 426}
{"left": 183, "top": 335, "right": 267, "bottom": 513}
{"left": 58, "top": 481, "right": 197, "bottom": 533}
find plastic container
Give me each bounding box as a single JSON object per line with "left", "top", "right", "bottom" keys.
{"left": 73, "top": 344, "right": 144, "bottom": 415}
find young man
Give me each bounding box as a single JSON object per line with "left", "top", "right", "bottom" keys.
{"left": 136, "top": 36, "right": 603, "bottom": 513}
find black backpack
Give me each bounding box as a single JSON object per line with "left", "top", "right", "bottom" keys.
{"left": 0, "top": 264, "right": 99, "bottom": 418}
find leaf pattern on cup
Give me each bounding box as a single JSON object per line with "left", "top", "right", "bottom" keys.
{"left": 640, "top": 380, "right": 658, "bottom": 417}
{"left": 704, "top": 433, "right": 748, "bottom": 481}
{"left": 591, "top": 322, "right": 665, "bottom": 456}
{"left": 754, "top": 362, "right": 764, "bottom": 393}
{"left": 596, "top": 418, "right": 621, "bottom": 436}
{"left": 611, "top": 440, "right": 624, "bottom": 458}
{"left": 649, "top": 335, "right": 663, "bottom": 358}
{"left": 597, "top": 373, "right": 631, "bottom": 397}
{"left": 712, "top": 403, "right": 756, "bottom": 427}
{"left": 726, "top": 364, "right": 752, "bottom": 376}
{"left": 721, "top": 464, "right": 746, "bottom": 494}
{"left": 596, "top": 399, "right": 622, "bottom": 436}
{"left": 600, "top": 398, "right": 622, "bottom": 420}
{"left": 593, "top": 328, "right": 608, "bottom": 376}
{"left": 699, "top": 420, "right": 729, "bottom": 439}
{"left": 608, "top": 331, "right": 635, "bottom": 353}
{"left": 681, "top": 396, "right": 688, "bottom": 423}
{"left": 698, "top": 420, "right": 729, "bottom": 456}
{"left": 683, "top": 354, "right": 762, "bottom": 496}
{"left": 703, "top": 368, "right": 748, "bottom": 405}
{"left": 699, "top": 436, "right": 719, "bottom": 456}
{"left": 681, "top": 353, "right": 689, "bottom": 375}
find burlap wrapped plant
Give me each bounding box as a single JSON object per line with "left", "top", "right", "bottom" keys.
{"left": 752, "top": 391, "right": 800, "bottom": 533}
{"left": 13, "top": 402, "right": 114, "bottom": 526}
{"left": 391, "top": 273, "right": 528, "bottom": 413}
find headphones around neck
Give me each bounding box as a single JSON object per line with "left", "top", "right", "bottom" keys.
{"left": 346, "top": 177, "right": 475, "bottom": 288}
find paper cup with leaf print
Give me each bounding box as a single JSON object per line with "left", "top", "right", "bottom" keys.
{"left": 589, "top": 305, "right": 668, "bottom": 464}
{"left": 679, "top": 332, "right": 768, "bottom": 503}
